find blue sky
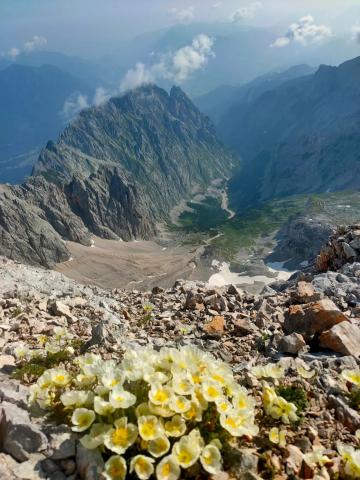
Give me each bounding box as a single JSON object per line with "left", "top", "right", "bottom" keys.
{"left": 1, "top": 0, "right": 360, "bottom": 57}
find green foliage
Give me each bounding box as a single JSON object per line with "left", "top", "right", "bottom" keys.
{"left": 139, "top": 303, "right": 154, "bottom": 327}
{"left": 276, "top": 385, "right": 308, "bottom": 414}
{"left": 12, "top": 349, "right": 75, "bottom": 383}
{"left": 348, "top": 388, "right": 360, "bottom": 411}
{"left": 11, "top": 306, "right": 22, "bottom": 318}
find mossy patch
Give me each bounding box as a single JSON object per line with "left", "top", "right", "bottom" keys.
{"left": 276, "top": 385, "right": 309, "bottom": 413}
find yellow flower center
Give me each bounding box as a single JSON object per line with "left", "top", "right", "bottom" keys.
{"left": 154, "top": 390, "right": 169, "bottom": 403}
{"left": 142, "top": 423, "right": 155, "bottom": 437}
{"left": 207, "top": 386, "right": 219, "bottom": 398}
{"left": 178, "top": 449, "right": 192, "bottom": 464}
{"left": 137, "top": 458, "right": 148, "bottom": 472}
{"left": 112, "top": 427, "right": 128, "bottom": 446}
{"left": 55, "top": 375, "right": 65, "bottom": 383}
{"left": 225, "top": 417, "right": 237, "bottom": 429}
{"left": 109, "top": 466, "right": 123, "bottom": 477}
{"left": 162, "top": 463, "right": 171, "bottom": 476}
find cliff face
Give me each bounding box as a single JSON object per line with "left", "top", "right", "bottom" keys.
{"left": 218, "top": 56, "right": 360, "bottom": 210}
{"left": 0, "top": 85, "right": 234, "bottom": 267}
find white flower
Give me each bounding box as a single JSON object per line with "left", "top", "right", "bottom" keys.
{"left": 148, "top": 435, "right": 171, "bottom": 458}
{"left": 172, "top": 435, "right": 201, "bottom": 468}
{"left": 109, "top": 387, "right": 136, "bottom": 409}
{"left": 168, "top": 395, "right": 191, "bottom": 414}
{"left": 251, "top": 364, "right": 285, "bottom": 379}
{"left": 104, "top": 417, "right": 138, "bottom": 455}
{"left": 297, "top": 365, "right": 316, "bottom": 379}
{"left": 269, "top": 427, "right": 286, "bottom": 447}
{"left": 138, "top": 415, "right": 164, "bottom": 441}
{"left": 149, "top": 384, "right": 172, "bottom": 406}
{"left": 202, "top": 381, "right": 223, "bottom": 402}
{"left": 94, "top": 396, "right": 115, "bottom": 416}
{"left": 61, "top": 390, "right": 93, "bottom": 407}
{"left": 80, "top": 423, "right": 110, "bottom": 449}
{"left": 104, "top": 455, "right": 127, "bottom": 480}
{"left": 71, "top": 408, "right": 95, "bottom": 432}
{"left": 200, "top": 444, "right": 223, "bottom": 474}
{"left": 49, "top": 368, "right": 72, "bottom": 387}
{"left": 130, "top": 455, "right": 155, "bottom": 480}
{"left": 164, "top": 415, "right": 187, "bottom": 438}
{"left": 156, "top": 455, "right": 180, "bottom": 480}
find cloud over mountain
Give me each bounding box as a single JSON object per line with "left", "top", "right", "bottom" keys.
{"left": 4, "top": 35, "right": 47, "bottom": 59}
{"left": 271, "top": 15, "right": 332, "bottom": 47}
{"left": 120, "top": 34, "right": 215, "bottom": 92}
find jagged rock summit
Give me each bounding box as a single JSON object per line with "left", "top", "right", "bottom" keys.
{"left": 0, "top": 85, "right": 234, "bottom": 268}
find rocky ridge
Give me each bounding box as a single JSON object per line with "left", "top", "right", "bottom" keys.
{"left": 222, "top": 56, "right": 360, "bottom": 210}
{"left": 0, "top": 85, "right": 234, "bottom": 268}
{"left": 0, "top": 227, "right": 360, "bottom": 479}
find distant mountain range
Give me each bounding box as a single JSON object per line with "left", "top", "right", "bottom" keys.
{"left": 195, "top": 64, "right": 316, "bottom": 122}
{"left": 0, "top": 64, "right": 92, "bottom": 183}
{"left": 0, "top": 51, "right": 101, "bottom": 87}
{"left": 0, "top": 85, "right": 234, "bottom": 267}
{"left": 217, "top": 56, "right": 360, "bottom": 210}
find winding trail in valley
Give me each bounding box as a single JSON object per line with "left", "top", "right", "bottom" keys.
{"left": 221, "top": 189, "right": 236, "bottom": 220}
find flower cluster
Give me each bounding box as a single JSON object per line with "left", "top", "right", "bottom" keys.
{"left": 262, "top": 384, "right": 298, "bottom": 424}
{"left": 15, "top": 326, "right": 75, "bottom": 360}
{"left": 29, "top": 346, "right": 259, "bottom": 479}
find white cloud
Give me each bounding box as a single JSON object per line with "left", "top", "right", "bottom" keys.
{"left": 62, "top": 94, "right": 89, "bottom": 120}
{"left": 120, "top": 34, "right": 215, "bottom": 92}
{"left": 230, "top": 2, "right": 262, "bottom": 22}
{"left": 170, "top": 6, "right": 194, "bottom": 24}
{"left": 7, "top": 47, "right": 20, "bottom": 60}
{"left": 213, "top": 2, "right": 223, "bottom": 8}
{"left": 61, "top": 35, "right": 215, "bottom": 116}
{"left": 4, "top": 35, "right": 48, "bottom": 59}
{"left": 271, "top": 15, "right": 332, "bottom": 48}
{"left": 23, "top": 35, "right": 47, "bottom": 52}
{"left": 120, "top": 62, "right": 156, "bottom": 93}
{"left": 93, "top": 87, "right": 111, "bottom": 106}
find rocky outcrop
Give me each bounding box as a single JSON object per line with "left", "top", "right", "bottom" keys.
{"left": 316, "top": 225, "right": 360, "bottom": 272}
{"left": 267, "top": 211, "right": 336, "bottom": 270}
{"left": 0, "top": 85, "right": 234, "bottom": 267}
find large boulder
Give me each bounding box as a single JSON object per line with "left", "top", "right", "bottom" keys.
{"left": 284, "top": 298, "right": 348, "bottom": 341}
{"left": 320, "top": 321, "right": 360, "bottom": 357}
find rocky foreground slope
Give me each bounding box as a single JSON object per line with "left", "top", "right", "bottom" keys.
{"left": 0, "top": 85, "right": 233, "bottom": 269}
{"left": 0, "top": 227, "right": 360, "bottom": 479}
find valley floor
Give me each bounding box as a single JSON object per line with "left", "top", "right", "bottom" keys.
{"left": 55, "top": 188, "right": 360, "bottom": 293}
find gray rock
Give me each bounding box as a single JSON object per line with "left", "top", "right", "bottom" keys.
{"left": 76, "top": 443, "right": 104, "bottom": 480}
{"left": 278, "top": 333, "right": 306, "bottom": 355}
{"left": 328, "top": 395, "right": 360, "bottom": 432}
{"left": 343, "top": 242, "right": 357, "bottom": 259}
{"left": 11, "top": 453, "right": 46, "bottom": 479}
{"left": 46, "top": 425, "right": 77, "bottom": 460}
{"left": 4, "top": 424, "right": 48, "bottom": 462}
